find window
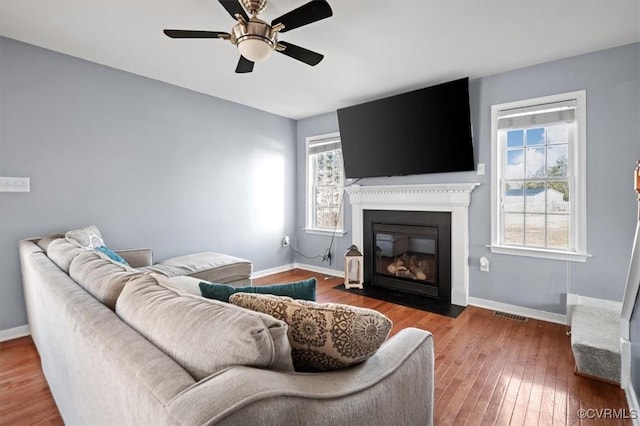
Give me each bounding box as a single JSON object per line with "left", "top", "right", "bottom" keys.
{"left": 305, "top": 133, "right": 345, "bottom": 235}
{"left": 490, "top": 91, "right": 588, "bottom": 261}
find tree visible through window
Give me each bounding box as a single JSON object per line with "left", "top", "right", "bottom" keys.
{"left": 491, "top": 91, "right": 588, "bottom": 261}
{"left": 306, "top": 134, "right": 344, "bottom": 233}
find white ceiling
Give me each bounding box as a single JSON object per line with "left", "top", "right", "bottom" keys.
{"left": 1, "top": 1, "right": 639, "bottom": 120}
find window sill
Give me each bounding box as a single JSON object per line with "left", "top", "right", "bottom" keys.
{"left": 487, "top": 244, "right": 591, "bottom": 262}
{"left": 303, "top": 228, "right": 347, "bottom": 237}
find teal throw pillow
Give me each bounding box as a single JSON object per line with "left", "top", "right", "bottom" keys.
{"left": 199, "top": 278, "right": 317, "bottom": 303}
{"left": 95, "top": 246, "right": 130, "bottom": 266}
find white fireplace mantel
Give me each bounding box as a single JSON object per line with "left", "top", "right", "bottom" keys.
{"left": 345, "top": 183, "right": 480, "bottom": 306}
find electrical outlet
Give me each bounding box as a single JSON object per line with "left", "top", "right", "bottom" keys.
{"left": 281, "top": 236, "right": 289, "bottom": 247}
{"left": 480, "top": 256, "right": 490, "bottom": 272}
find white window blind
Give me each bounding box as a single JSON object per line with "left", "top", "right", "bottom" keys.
{"left": 497, "top": 99, "right": 577, "bottom": 130}
{"left": 308, "top": 137, "right": 341, "bottom": 155}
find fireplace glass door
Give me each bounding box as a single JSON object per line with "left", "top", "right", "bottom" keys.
{"left": 373, "top": 223, "right": 439, "bottom": 296}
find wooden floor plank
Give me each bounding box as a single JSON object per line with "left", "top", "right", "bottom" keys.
{"left": 0, "top": 268, "right": 631, "bottom": 425}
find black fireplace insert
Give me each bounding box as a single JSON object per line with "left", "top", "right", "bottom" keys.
{"left": 363, "top": 210, "right": 452, "bottom": 303}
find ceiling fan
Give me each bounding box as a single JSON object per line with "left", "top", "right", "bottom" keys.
{"left": 163, "top": 0, "right": 333, "bottom": 73}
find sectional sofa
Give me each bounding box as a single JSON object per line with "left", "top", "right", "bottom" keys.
{"left": 18, "top": 229, "right": 435, "bottom": 425}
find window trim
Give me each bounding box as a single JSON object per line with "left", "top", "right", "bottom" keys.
{"left": 304, "top": 132, "right": 346, "bottom": 236}
{"left": 489, "top": 91, "right": 590, "bottom": 262}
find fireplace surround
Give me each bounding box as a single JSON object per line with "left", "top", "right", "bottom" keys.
{"left": 345, "top": 183, "right": 480, "bottom": 306}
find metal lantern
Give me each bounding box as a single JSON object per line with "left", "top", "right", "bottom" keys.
{"left": 344, "top": 244, "right": 364, "bottom": 289}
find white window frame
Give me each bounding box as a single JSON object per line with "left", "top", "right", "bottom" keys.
{"left": 304, "top": 132, "right": 346, "bottom": 236}
{"left": 490, "top": 91, "right": 589, "bottom": 262}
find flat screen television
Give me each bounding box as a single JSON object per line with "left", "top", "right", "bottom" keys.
{"left": 337, "top": 77, "right": 474, "bottom": 179}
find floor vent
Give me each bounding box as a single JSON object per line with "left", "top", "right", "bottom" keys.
{"left": 492, "top": 311, "right": 528, "bottom": 322}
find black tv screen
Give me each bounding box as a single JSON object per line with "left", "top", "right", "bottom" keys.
{"left": 337, "top": 77, "right": 474, "bottom": 179}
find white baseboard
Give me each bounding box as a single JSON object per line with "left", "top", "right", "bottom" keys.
{"left": 252, "top": 263, "right": 344, "bottom": 280}
{"left": 469, "top": 297, "right": 567, "bottom": 325}
{"left": 293, "top": 262, "right": 344, "bottom": 278}
{"left": 624, "top": 379, "right": 640, "bottom": 426}
{"left": 251, "top": 263, "right": 296, "bottom": 279}
{"left": 0, "top": 325, "right": 30, "bottom": 342}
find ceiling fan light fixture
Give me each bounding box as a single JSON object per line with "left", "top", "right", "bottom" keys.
{"left": 237, "top": 37, "right": 273, "bottom": 62}
{"left": 163, "top": 0, "right": 333, "bottom": 73}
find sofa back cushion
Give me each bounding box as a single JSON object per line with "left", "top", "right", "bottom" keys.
{"left": 116, "top": 274, "right": 294, "bottom": 381}
{"left": 47, "top": 238, "right": 86, "bottom": 273}
{"left": 69, "top": 250, "right": 141, "bottom": 310}
{"left": 36, "top": 233, "right": 65, "bottom": 251}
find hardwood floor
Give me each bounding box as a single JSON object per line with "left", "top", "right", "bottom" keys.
{"left": 0, "top": 268, "right": 631, "bottom": 425}
{"left": 0, "top": 336, "right": 63, "bottom": 425}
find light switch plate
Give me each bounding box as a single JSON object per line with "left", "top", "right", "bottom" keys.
{"left": 477, "top": 163, "right": 485, "bottom": 175}
{"left": 0, "top": 177, "right": 30, "bottom": 192}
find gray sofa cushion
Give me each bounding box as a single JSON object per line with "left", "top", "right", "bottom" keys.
{"left": 47, "top": 238, "right": 85, "bottom": 273}
{"left": 69, "top": 250, "right": 141, "bottom": 310}
{"left": 36, "top": 233, "right": 65, "bottom": 251}
{"left": 163, "top": 275, "right": 202, "bottom": 295}
{"left": 116, "top": 274, "right": 294, "bottom": 381}
{"left": 141, "top": 252, "right": 252, "bottom": 283}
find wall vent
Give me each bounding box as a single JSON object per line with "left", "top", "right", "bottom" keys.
{"left": 492, "top": 311, "right": 528, "bottom": 322}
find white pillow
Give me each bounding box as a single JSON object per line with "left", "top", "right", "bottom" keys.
{"left": 65, "top": 225, "right": 105, "bottom": 249}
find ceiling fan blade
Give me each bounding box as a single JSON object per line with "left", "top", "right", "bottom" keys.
{"left": 218, "top": 0, "right": 249, "bottom": 21}
{"left": 163, "top": 30, "right": 229, "bottom": 39}
{"left": 235, "top": 56, "right": 255, "bottom": 73}
{"left": 277, "top": 41, "right": 324, "bottom": 66}
{"left": 272, "top": 0, "right": 332, "bottom": 33}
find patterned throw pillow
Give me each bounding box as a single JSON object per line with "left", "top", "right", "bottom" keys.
{"left": 229, "top": 293, "right": 393, "bottom": 372}
{"left": 65, "top": 225, "right": 105, "bottom": 249}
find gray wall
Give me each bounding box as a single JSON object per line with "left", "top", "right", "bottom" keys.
{"left": 295, "top": 43, "right": 640, "bottom": 314}
{"left": 0, "top": 36, "right": 296, "bottom": 331}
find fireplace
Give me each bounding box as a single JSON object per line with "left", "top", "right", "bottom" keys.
{"left": 364, "top": 210, "right": 451, "bottom": 302}
{"left": 345, "top": 183, "right": 479, "bottom": 306}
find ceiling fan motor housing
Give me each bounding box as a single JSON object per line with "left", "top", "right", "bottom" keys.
{"left": 242, "top": 0, "right": 267, "bottom": 14}
{"left": 231, "top": 17, "right": 279, "bottom": 61}
{"left": 231, "top": 17, "right": 276, "bottom": 47}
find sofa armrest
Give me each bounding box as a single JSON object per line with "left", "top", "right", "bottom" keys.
{"left": 115, "top": 248, "right": 153, "bottom": 268}
{"left": 167, "top": 327, "right": 434, "bottom": 426}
